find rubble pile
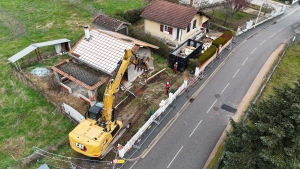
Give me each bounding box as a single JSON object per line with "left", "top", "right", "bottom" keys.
{"left": 177, "top": 46, "right": 196, "bottom": 58}
{"left": 201, "top": 36, "right": 216, "bottom": 52}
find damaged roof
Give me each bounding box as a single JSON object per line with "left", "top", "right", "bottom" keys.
{"left": 68, "top": 29, "right": 158, "bottom": 75}
{"left": 92, "top": 14, "right": 131, "bottom": 31}
{"left": 52, "top": 59, "right": 109, "bottom": 91}
{"left": 141, "top": 0, "right": 209, "bottom": 29}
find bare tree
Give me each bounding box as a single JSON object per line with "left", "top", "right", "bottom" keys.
{"left": 221, "top": 0, "right": 251, "bottom": 24}
{"left": 198, "top": 2, "right": 221, "bottom": 17}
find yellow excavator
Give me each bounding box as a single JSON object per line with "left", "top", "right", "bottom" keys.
{"left": 69, "top": 49, "right": 141, "bottom": 157}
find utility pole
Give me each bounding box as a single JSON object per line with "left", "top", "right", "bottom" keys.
{"left": 254, "top": 0, "right": 265, "bottom": 28}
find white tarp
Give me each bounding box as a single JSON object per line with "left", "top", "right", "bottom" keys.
{"left": 62, "top": 103, "right": 84, "bottom": 123}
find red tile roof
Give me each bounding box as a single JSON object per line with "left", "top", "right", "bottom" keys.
{"left": 92, "top": 14, "right": 131, "bottom": 31}
{"left": 68, "top": 29, "right": 158, "bottom": 75}
{"left": 141, "top": 0, "right": 197, "bottom": 29}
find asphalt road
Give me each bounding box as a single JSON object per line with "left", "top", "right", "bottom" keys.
{"left": 120, "top": 5, "right": 300, "bottom": 169}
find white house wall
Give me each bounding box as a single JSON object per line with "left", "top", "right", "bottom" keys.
{"left": 180, "top": 15, "right": 208, "bottom": 42}
{"left": 127, "top": 64, "right": 143, "bottom": 82}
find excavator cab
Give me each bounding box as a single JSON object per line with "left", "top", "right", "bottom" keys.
{"left": 85, "top": 102, "right": 103, "bottom": 121}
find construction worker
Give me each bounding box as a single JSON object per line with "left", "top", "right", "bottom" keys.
{"left": 173, "top": 62, "right": 178, "bottom": 74}
{"left": 166, "top": 82, "right": 170, "bottom": 94}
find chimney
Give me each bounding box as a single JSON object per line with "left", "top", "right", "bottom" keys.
{"left": 84, "top": 26, "right": 90, "bottom": 40}
{"left": 190, "top": 0, "right": 194, "bottom": 7}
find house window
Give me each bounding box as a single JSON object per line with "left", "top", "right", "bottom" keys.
{"left": 186, "top": 23, "right": 191, "bottom": 33}
{"left": 193, "top": 19, "right": 197, "bottom": 29}
{"left": 160, "top": 25, "right": 173, "bottom": 35}
{"left": 164, "top": 25, "right": 169, "bottom": 32}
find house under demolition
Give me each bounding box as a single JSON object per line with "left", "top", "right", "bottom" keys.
{"left": 52, "top": 27, "right": 159, "bottom": 105}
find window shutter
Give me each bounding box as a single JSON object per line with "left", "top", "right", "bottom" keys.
{"left": 160, "top": 25, "right": 163, "bottom": 32}
{"left": 169, "top": 27, "right": 173, "bottom": 35}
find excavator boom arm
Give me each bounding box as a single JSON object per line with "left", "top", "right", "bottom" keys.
{"left": 102, "top": 49, "right": 137, "bottom": 122}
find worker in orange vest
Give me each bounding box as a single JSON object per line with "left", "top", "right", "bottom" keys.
{"left": 166, "top": 82, "right": 170, "bottom": 94}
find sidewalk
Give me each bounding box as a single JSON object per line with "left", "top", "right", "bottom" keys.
{"left": 203, "top": 44, "right": 285, "bottom": 169}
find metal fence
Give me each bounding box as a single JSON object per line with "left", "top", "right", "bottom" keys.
{"left": 118, "top": 80, "right": 188, "bottom": 158}
{"left": 238, "top": 4, "right": 286, "bottom": 34}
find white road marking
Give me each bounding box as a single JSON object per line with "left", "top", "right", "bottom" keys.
{"left": 190, "top": 120, "right": 202, "bottom": 137}
{"left": 269, "top": 33, "right": 276, "bottom": 38}
{"left": 260, "top": 40, "right": 266, "bottom": 45}
{"left": 221, "top": 83, "right": 229, "bottom": 94}
{"left": 287, "top": 22, "right": 292, "bottom": 26}
{"left": 167, "top": 146, "right": 183, "bottom": 168}
{"left": 279, "top": 27, "right": 285, "bottom": 32}
{"left": 277, "top": 7, "right": 300, "bottom": 22}
{"left": 129, "top": 161, "right": 138, "bottom": 169}
{"left": 232, "top": 69, "right": 240, "bottom": 78}
{"left": 242, "top": 57, "right": 248, "bottom": 65}
{"left": 207, "top": 100, "right": 217, "bottom": 113}
{"left": 250, "top": 48, "right": 256, "bottom": 54}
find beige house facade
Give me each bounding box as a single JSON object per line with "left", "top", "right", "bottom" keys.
{"left": 141, "top": 0, "right": 210, "bottom": 45}
{"left": 144, "top": 15, "right": 209, "bottom": 44}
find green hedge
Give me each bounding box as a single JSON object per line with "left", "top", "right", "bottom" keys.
{"left": 212, "top": 37, "right": 227, "bottom": 47}
{"left": 199, "top": 45, "right": 217, "bottom": 64}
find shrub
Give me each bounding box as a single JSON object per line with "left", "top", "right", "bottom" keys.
{"left": 145, "top": 106, "right": 156, "bottom": 121}
{"left": 220, "top": 34, "right": 232, "bottom": 42}
{"left": 188, "top": 58, "right": 201, "bottom": 70}
{"left": 97, "top": 82, "right": 107, "bottom": 101}
{"left": 220, "top": 31, "right": 233, "bottom": 42}
{"left": 212, "top": 37, "right": 226, "bottom": 47}
{"left": 199, "top": 45, "right": 217, "bottom": 64}
{"left": 128, "top": 26, "right": 172, "bottom": 59}
{"left": 169, "top": 88, "right": 176, "bottom": 93}
{"left": 114, "top": 7, "right": 145, "bottom": 24}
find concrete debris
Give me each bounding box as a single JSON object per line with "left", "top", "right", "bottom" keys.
{"left": 178, "top": 46, "right": 196, "bottom": 57}
{"left": 30, "top": 67, "right": 51, "bottom": 77}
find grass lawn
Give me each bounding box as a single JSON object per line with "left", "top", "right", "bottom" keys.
{"left": 209, "top": 10, "right": 253, "bottom": 20}
{"left": 260, "top": 41, "right": 300, "bottom": 99}
{"left": 207, "top": 9, "right": 256, "bottom": 29}
{"left": 0, "top": 0, "right": 145, "bottom": 168}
